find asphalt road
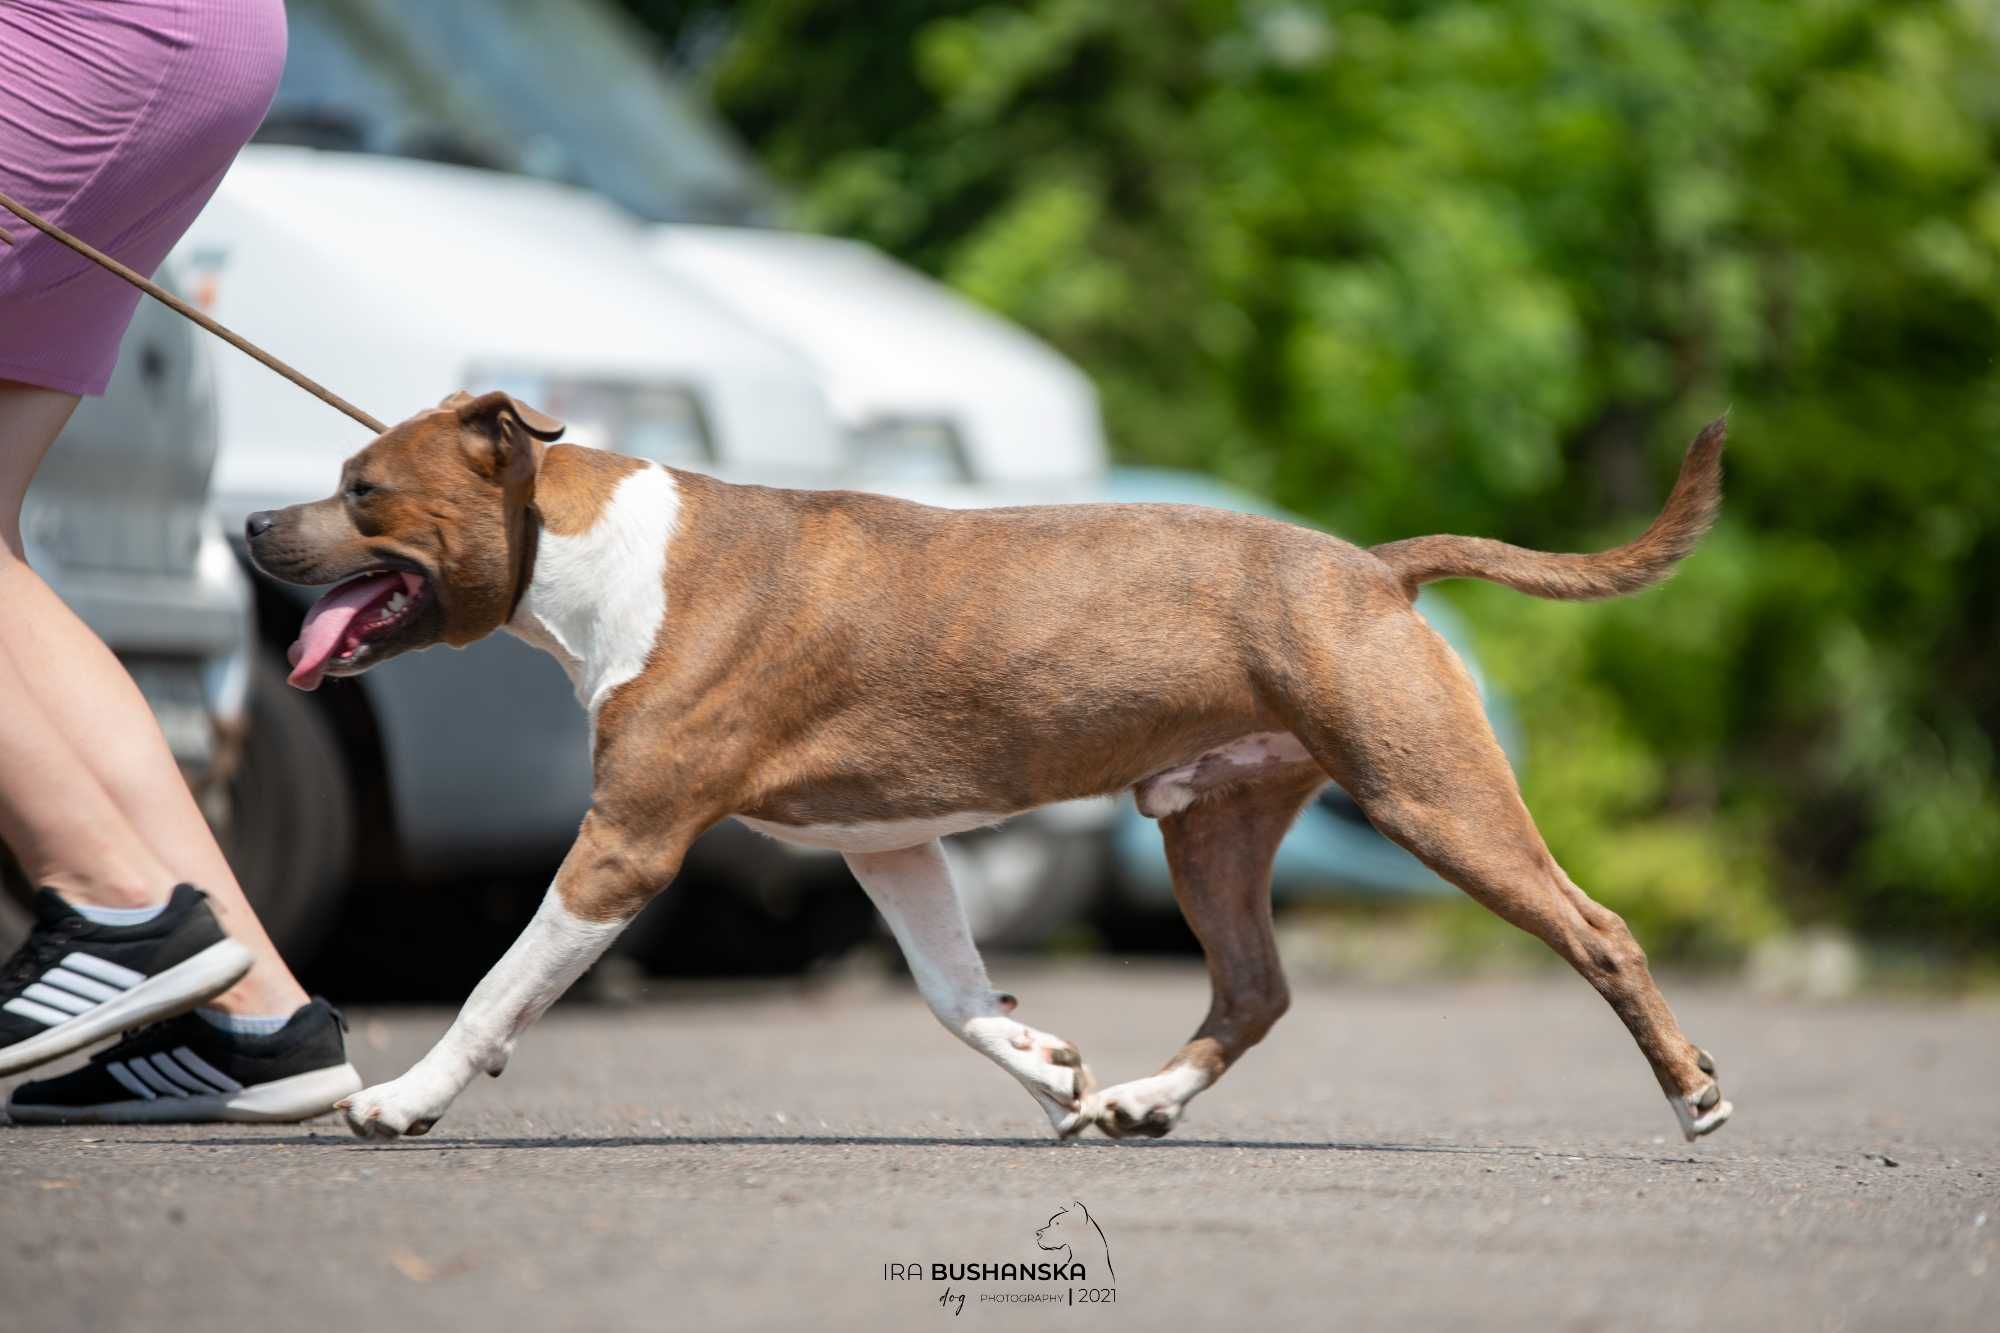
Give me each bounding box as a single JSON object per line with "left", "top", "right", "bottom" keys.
{"left": 2, "top": 962, "right": 1994, "bottom": 1332}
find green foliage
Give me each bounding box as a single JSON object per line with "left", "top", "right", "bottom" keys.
{"left": 637, "top": 0, "right": 2000, "bottom": 954}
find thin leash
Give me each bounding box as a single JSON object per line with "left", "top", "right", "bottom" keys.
{"left": 0, "top": 187, "right": 386, "bottom": 434}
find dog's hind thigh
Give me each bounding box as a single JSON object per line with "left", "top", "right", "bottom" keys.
{"left": 1090, "top": 769, "right": 1322, "bottom": 1140}
{"left": 1283, "top": 608, "right": 1729, "bottom": 1139}
{"left": 844, "top": 840, "right": 1094, "bottom": 1137}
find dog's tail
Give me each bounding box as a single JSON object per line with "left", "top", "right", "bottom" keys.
{"left": 1370, "top": 417, "right": 1725, "bottom": 602}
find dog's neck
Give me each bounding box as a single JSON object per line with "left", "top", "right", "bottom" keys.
{"left": 505, "top": 457, "right": 680, "bottom": 717}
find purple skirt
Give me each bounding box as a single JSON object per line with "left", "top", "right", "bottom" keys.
{"left": 0, "top": 0, "right": 286, "bottom": 395}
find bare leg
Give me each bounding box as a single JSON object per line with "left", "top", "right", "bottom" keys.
{"left": 339, "top": 813, "right": 687, "bottom": 1139}
{"left": 1089, "top": 769, "right": 1321, "bottom": 1139}
{"left": 0, "top": 380, "right": 306, "bottom": 1015}
{"left": 845, "top": 840, "right": 1094, "bottom": 1137}
{"left": 1288, "top": 607, "right": 1729, "bottom": 1139}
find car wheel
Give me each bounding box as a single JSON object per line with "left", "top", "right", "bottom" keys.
{"left": 218, "top": 653, "right": 355, "bottom": 968}
{"left": 0, "top": 866, "right": 31, "bottom": 962}
{"left": 620, "top": 825, "right": 878, "bottom": 977}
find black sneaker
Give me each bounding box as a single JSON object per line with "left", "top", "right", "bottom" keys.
{"left": 0, "top": 884, "right": 252, "bottom": 1078}
{"left": 7, "top": 997, "right": 362, "bottom": 1124}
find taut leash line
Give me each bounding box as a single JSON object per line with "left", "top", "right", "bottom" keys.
{"left": 0, "top": 187, "right": 387, "bottom": 434}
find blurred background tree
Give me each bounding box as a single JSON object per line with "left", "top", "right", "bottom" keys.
{"left": 626, "top": 0, "right": 2000, "bottom": 958}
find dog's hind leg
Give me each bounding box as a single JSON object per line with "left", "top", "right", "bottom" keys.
{"left": 845, "top": 840, "right": 1094, "bottom": 1138}
{"left": 339, "top": 810, "right": 695, "bottom": 1140}
{"left": 1283, "top": 606, "right": 1729, "bottom": 1140}
{"left": 1087, "top": 769, "right": 1323, "bottom": 1140}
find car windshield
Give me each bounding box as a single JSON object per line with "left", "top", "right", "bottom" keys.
{"left": 258, "top": 0, "right": 777, "bottom": 225}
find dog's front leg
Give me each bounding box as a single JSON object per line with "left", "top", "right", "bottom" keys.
{"left": 340, "top": 813, "right": 685, "bottom": 1139}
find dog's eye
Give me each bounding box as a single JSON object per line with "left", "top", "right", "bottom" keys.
{"left": 345, "top": 480, "right": 379, "bottom": 502}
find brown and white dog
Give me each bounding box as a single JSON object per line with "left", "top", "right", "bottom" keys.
{"left": 245, "top": 391, "right": 1733, "bottom": 1143}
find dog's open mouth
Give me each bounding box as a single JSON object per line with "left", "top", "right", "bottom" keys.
{"left": 287, "top": 569, "right": 431, "bottom": 691}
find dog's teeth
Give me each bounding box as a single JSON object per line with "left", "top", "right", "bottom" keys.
{"left": 387, "top": 592, "right": 408, "bottom": 612}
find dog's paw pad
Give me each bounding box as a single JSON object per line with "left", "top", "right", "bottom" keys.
{"left": 1099, "top": 1102, "right": 1175, "bottom": 1140}
{"left": 1086, "top": 1077, "right": 1190, "bottom": 1142}
{"left": 1091, "top": 1088, "right": 1179, "bottom": 1139}
{"left": 347, "top": 1109, "right": 400, "bottom": 1141}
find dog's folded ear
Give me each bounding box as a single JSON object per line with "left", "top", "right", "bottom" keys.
{"left": 451, "top": 390, "right": 565, "bottom": 485}
{"left": 450, "top": 389, "right": 566, "bottom": 440}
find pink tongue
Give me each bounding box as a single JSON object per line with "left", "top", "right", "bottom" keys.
{"left": 287, "top": 572, "right": 404, "bottom": 690}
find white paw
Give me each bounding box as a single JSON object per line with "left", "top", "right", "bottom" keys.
{"left": 1671, "top": 1090, "right": 1733, "bottom": 1141}
{"left": 1085, "top": 1068, "right": 1206, "bottom": 1140}
{"left": 1670, "top": 1051, "right": 1732, "bottom": 1142}
{"left": 338, "top": 1070, "right": 458, "bottom": 1140}
{"left": 963, "top": 1017, "right": 1096, "bottom": 1138}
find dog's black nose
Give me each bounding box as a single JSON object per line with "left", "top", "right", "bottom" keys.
{"left": 245, "top": 510, "right": 275, "bottom": 541}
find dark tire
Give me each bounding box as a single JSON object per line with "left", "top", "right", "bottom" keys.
{"left": 620, "top": 825, "right": 878, "bottom": 977}
{"left": 218, "top": 654, "right": 355, "bottom": 969}
{"left": 0, "top": 865, "right": 31, "bottom": 962}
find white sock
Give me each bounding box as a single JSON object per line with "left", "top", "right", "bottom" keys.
{"left": 198, "top": 1007, "right": 294, "bottom": 1037}
{"left": 71, "top": 899, "right": 168, "bottom": 927}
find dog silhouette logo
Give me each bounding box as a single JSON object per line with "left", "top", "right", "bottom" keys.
{"left": 1034, "top": 1200, "right": 1114, "bottom": 1281}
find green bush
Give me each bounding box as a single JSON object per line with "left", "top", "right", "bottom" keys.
{"left": 634, "top": 0, "right": 2000, "bottom": 956}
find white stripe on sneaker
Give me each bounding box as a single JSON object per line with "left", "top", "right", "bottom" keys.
{"left": 60, "top": 953, "right": 145, "bottom": 989}
{"left": 40, "top": 967, "right": 122, "bottom": 1004}
{"left": 131, "top": 1061, "right": 180, "bottom": 1098}
{"left": 7, "top": 1061, "right": 362, "bottom": 1125}
{"left": 0, "top": 938, "right": 252, "bottom": 1080}
{"left": 20, "top": 983, "right": 95, "bottom": 1016}
{"left": 3, "top": 996, "right": 72, "bottom": 1027}
{"left": 170, "top": 1047, "right": 242, "bottom": 1094}
{"left": 149, "top": 1053, "right": 211, "bottom": 1096}
{"left": 158, "top": 1052, "right": 223, "bottom": 1095}
{"left": 106, "top": 1062, "right": 157, "bottom": 1100}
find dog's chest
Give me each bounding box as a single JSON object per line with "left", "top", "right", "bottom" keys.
{"left": 509, "top": 464, "right": 678, "bottom": 713}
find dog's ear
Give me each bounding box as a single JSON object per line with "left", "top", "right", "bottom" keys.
{"left": 453, "top": 390, "right": 564, "bottom": 485}
{"left": 452, "top": 390, "right": 565, "bottom": 440}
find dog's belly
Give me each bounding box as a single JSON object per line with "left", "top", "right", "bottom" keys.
{"left": 735, "top": 732, "right": 1321, "bottom": 853}
{"left": 734, "top": 809, "right": 1014, "bottom": 854}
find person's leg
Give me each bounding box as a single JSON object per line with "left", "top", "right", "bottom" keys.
{"left": 0, "top": 385, "right": 177, "bottom": 906}
{"left": 0, "top": 380, "right": 307, "bottom": 1015}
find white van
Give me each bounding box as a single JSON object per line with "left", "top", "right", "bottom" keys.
{"left": 174, "top": 146, "right": 847, "bottom": 968}
{"left": 182, "top": 0, "right": 1119, "bottom": 965}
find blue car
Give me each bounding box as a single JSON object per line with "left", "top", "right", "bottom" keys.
{"left": 1101, "top": 468, "right": 1521, "bottom": 918}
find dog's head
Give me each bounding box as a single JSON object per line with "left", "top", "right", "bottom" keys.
{"left": 1034, "top": 1203, "right": 1084, "bottom": 1254}
{"left": 1034, "top": 1201, "right": 1111, "bottom": 1279}
{"left": 245, "top": 390, "right": 565, "bottom": 690}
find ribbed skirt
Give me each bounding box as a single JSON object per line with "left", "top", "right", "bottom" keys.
{"left": 0, "top": 0, "right": 286, "bottom": 395}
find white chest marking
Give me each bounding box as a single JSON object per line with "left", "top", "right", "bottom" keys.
{"left": 509, "top": 464, "right": 678, "bottom": 716}
{"left": 735, "top": 810, "right": 1012, "bottom": 855}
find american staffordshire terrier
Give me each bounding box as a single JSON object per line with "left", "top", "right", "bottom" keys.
{"left": 244, "top": 391, "right": 1732, "bottom": 1143}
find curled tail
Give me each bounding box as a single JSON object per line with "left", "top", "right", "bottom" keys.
{"left": 1371, "top": 417, "right": 1725, "bottom": 601}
